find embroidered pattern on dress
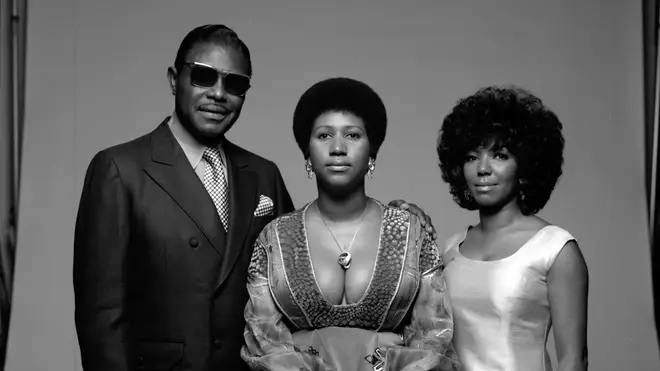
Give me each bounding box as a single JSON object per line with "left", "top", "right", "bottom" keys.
{"left": 419, "top": 232, "right": 443, "bottom": 274}
{"left": 276, "top": 205, "right": 410, "bottom": 330}
{"left": 247, "top": 240, "right": 268, "bottom": 279}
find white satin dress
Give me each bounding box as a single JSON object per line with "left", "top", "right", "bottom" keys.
{"left": 443, "top": 225, "right": 575, "bottom": 371}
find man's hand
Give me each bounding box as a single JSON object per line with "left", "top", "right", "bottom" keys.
{"left": 387, "top": 200, "right": 437, "bottom": 240}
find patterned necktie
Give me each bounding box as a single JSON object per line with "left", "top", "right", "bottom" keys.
{"left": 202, "top": 147, "right": 229, "bottom": 232}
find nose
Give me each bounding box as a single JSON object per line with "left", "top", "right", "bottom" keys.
{"left": 477, "top": 157, "right": 491, "bottom": 176}
{"left": 206, "top": 78, "right": 227, "bottom": 100}
{"left": 330, "top": 136, "right": 347, "bottom": 156}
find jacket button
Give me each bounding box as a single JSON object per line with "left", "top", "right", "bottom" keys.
{"left": 213, "top": 339, "right": 222, "bottom": 349}
{"left": 136, "top": 356, "right": 145, "bottom": 368}
{"left": 189, "top": 237, "right": 199, "bottom": 248}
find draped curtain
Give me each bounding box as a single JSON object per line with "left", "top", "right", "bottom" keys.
{"left": 643, "top": 0, "right": 660, "bottom": 350}
{"left": 0, "top": 0, "right": 27, "bottom": 369}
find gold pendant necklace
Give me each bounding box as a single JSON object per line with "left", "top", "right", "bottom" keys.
{"left": 316, "top": 200, "right": 369, "bottom": 270}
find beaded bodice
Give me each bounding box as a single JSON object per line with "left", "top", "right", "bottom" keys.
{"left": 248, "top": 201, "right": 442, "bottom": 332}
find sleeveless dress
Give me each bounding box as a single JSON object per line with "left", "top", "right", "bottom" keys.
{"left": 443, "top": 225, "right": 575, "bottom": 371}
{"left": 241, "top": 201, "right": 461, "bottom": 371}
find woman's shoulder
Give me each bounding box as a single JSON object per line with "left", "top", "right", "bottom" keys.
{"left": 521, "top": 216, "right": 576, "bottom": 247}
{"left": 443, "top": 227, "right": 470, "bottom": 253}
{"left": 272, "top": 204, "right": 307, "bottom": 223}
{"left": 528, "top": 224, "right": 578, "bottom": 264}
{"left": 375, "top": 199, "right": 420, "bottom": 227}
{"left": 257, "top": 204, "right": 308, "bottom": 243}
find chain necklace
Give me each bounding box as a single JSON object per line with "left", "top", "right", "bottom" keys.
{"left": 316, "top": 200, "right": 370, "bottom": 270}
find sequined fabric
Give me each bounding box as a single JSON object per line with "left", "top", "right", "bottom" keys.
{"left": 419, "top": 234, "right": 443, "bottom": 275}
{"left": 247, "top": 240, "right": 268, "bottom": 279}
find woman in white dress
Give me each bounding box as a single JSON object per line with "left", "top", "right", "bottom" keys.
{"left": 436, "top": 86, "right": 589, "bottom": 371}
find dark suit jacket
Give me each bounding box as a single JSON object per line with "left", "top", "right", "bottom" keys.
{"left": 73, "top": 119, "right": 295, "bottom": 371}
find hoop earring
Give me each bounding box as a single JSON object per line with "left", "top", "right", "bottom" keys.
{"left": 305, "top": 159, "right": 314, "bottom": 179}
{"left": 367, "top": 158, "right": 376, "bottom": 179}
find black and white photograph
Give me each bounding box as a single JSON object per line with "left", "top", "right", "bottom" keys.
{"left": 0, "top": 1, "right": 658, "bottom": 370}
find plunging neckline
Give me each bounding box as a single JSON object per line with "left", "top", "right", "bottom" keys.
{"left": 271, "top": 202, "right": 413, "bottom": 330}
{"left": 301, "top": 199, "right": 386, "bottom": 308}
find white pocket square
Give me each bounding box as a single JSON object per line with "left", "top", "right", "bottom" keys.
{"left": 254, "top": 195, "right": 274, "bottom": 217}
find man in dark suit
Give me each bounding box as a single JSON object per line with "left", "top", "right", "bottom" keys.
{"left": 73, "top": 25, "right": 292, "bottom": 371}
{"left": 74, "top": 24, "right": 435, "bottom": 371}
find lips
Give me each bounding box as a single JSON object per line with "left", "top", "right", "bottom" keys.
{"left": 199, "top": 106, "right": 230, "bottom": 121}
{"left": 326, "top": 162, "right": 350, "bottom": 171}
{"left": 199, "top": 104, "right": 230, "bottom": 115}
{"left": 474, "top": 182, "right": 496, "bottom": 192}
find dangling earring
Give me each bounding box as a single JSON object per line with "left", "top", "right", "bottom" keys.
{"left": 518, "top": 179, "right": 527, "bottom": 202}
{"left": 463, "top": 188, "right": 475, "bottom": 204}
{"left": 305, "top": 158, "right": 314, "bottom": 179}
{"left": 367, "top": 158, "right": 376, "bottom": 179}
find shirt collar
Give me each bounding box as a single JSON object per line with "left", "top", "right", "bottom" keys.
{"left": 168, "top": 111, "right": 225, "bottom": 169}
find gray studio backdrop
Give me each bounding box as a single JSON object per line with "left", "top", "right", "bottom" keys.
{"left": 5, "top": 1, "right": 659, "bottom": 370}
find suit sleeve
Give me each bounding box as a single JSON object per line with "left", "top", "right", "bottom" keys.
{"left": 73, "top": 151, "right": 131, "bottom": 371}
{"left": 270, "top": 162, "right": 295, "bottom": 216}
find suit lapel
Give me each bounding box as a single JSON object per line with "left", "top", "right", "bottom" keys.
{"left": 216, "top": 141, "right": 258, "bottom": 289}
{"left": 143, "top": 120, "right": 226, "bottom": 257}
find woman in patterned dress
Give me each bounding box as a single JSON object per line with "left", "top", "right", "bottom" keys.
{"left": 240, "top": 77, "right": 460, "bottom": 371}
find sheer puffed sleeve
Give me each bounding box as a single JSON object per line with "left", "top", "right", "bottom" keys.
{"left": 383, "top": 231, "right": 461, "bottom": 371}
{"left": 240, "top": 228, "right": 336, "bottom": 371}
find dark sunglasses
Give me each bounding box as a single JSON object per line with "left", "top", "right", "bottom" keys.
{"left": 183, "top": 62, "right": 251, "bottom": 97}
